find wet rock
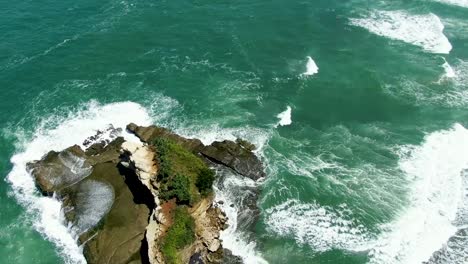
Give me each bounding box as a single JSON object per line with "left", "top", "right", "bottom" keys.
{"left": 76, "top": 162, "right": 150, "bottom": 264}
{"left": 82, "top": 125, "right": 122, "bottom": 148}
{"left": 29, "top": 138, "right": 151, "bottom": 264}
{"left": 235, "top": 138, "right": 256, "bottom": 151}
{"left": 201, "top": 140, "right": 265, "bottom": 180}
{"left": 27, "top": 145, "right": 91, "bottom": 195}
{"left": 223, "top": 249, "right": 244, "bottom": 264}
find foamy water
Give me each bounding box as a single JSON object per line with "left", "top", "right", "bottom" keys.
{"left": 442, "top": 58, "right": 456, "bottom": 78}
{"left": 369, "top": 124, "right": 468, "bottom": 263}
{"left": 434, "top": 0, "right": 468, "bottom": 8}
{"left": 276, "top": 106, "right": 292, "bottom": 127}
{"left": 302, "top": 56, "right": 319, "bottom": 76}
{"left": 6, "top": 101, "right": 152, "bottom": 263}
{"left": 265, "top": 124, "right": 468, "bottom": 263}
{"left": 350, "top": 10, "right": 452, "bottom": 54}
{"left": 214, "top": 173, "right": 269, "bottom": 264}
{"left": 265, "top": 199, "right": 373, "bottom": 252}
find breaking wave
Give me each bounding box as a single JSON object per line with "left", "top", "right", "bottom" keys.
{"left": 302, "top": 56, "right": 319, "bottom": 76}
{"left": 350, "top": 10, "right": 452, "bottom": 54}
{"left": 368, "top": 124, "right": 468, "bottom": 263}
{"left": 434, "top": 0, "right": 468, "bottom": 8}
{"left": 276, "top": 106, "right": 292, "bottom": 127}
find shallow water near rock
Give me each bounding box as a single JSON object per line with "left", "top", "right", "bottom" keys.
{"left": 1, "top": 0, "right": 468, "bottom": 263}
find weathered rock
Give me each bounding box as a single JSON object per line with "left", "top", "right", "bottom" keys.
{"left": 120, "top": 140, "right": 165, "bottom": 264}
{"left": 27, "top": 145, "right": 91, "bottom": 195}
{"left": 127, "top": 123, "right": 205, "bottom": 153}
{"left": 29, "top": 138, "right": 152, "bottom": 264}
{"left": 82, "top": 125, "right": 122, "bottom": 148}
{"left": 207, "top": 239, "right": 221, "bottom": 252}
{"left": 223, "top": 249, "right": 244, "bottom": 264}
{"left": 201, "top": 140, "right": 265, "bottom": 180}
{"left": 77, "top": 162, "right": 150, "bottom": 264}
{"left": 235, "top": 138, "right": 256, "bottom": 152}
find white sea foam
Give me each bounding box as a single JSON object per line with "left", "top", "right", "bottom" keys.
{"left": 369, "top": 124, "right": 468, "bottom": 264}
{"left": 6, "top": 101, "right": 152, "bottom": 263}
{"left": 302, "top": 56, "right": 319, "bottom": 76}
{"left": 265, "top": 199, "right": 373, "bottom": 252}
{"left": 434, "top": 0, "right": 468, "bottom": 8}
{"left": 350, "top": 10, "right": 452, "bottom": 54}
{"left": 178, "top": 124, "right": 271, "bottom": 262}
{"left": 442, "top": 58, "right": 456, "bottom": 78}
{"left": 276, "top": 106, "right": 292, "bottom": 127}
{"left": 73, "top": 180, "right": 115, "bottom": 234}
{"left": 214, "top": 172, "right": 268, "bottom": 264}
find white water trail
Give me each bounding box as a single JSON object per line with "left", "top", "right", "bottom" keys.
{"left": 434, "top": 0, "right": 468, "bottom": 8}
{"left": 6, "top": 101, "right": 152, "bottom": 263}
{"left": 442, "top": 58, "right": 456, "bottom": 78}
{"left": 369, "top": 124, "right": 468, "bottom": 264}
{"left": 276, "top": 106, "right": 292, "bottom": 127}
{"left": 215, "top": 173, "right": 269, "bottom": 264}
{"left": 302, "top": 56, "right": 319, "bottom": 76}
{"left": 350, "top": 10, "right": 452, "bottom": 54}
{"left": 265, "top": 199, "right": 373, "bottom": 252}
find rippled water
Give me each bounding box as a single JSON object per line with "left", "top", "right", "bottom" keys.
{"left": 1, "top": 0, "right": 468, "bottom": 263}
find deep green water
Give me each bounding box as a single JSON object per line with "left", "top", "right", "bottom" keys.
{"left": 1, "top": 0, "right": 468, "bottom": 263}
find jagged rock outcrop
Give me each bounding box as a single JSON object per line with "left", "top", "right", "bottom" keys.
{"left": 120, "top": 141, "right": 166, "bottom": 264}
{"left": 126, "top": 123, "right": 266, "bottom": 181}
{"left": 201, "top": 140, "right": 265, "bottom": 181}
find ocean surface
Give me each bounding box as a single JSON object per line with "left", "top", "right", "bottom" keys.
{"left": 1, "top": 0, "right": 468, "bottom": 263}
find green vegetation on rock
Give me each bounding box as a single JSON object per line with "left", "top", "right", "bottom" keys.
{"left": 160, "top": 174, "right": 191, "bottom": 204}
{"left": 196, "top": 167, "right": 215, "bottom": 196}
{"left": 161, "top": 206, "right": 195, "bottom": 264}
{"left": 152, "top": 137, "right": 214, "bottom": 204}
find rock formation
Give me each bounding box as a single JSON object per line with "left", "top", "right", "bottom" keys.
{"left": 27, "top": 124, "right": 266, "bottom": 264}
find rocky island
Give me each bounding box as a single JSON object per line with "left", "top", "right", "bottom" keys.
{"left": 26, "top": 123, "right": 265, "bottom": 264}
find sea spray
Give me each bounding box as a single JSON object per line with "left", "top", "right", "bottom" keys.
{"left": 442, "top": 58, "right": 456, "bottom": 78}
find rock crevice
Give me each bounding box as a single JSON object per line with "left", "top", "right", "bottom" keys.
{"left": 27, "top": 124, "right": 266, "bottom": 264}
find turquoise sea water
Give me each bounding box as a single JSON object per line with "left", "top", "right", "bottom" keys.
{"left": 1, "top": 0, "right": 468, "bottom": 263}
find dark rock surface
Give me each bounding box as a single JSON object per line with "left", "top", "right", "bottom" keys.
{"left": 223, "top": 249, "right": 244, "bottom": 264}
{"left": 127, "top": 123, "right": 204, "bottom": 153}
{"left": 28, "top": 137, "right": 151, "bottom": 264}
{"left": 27, "top": 145, "right": 91, "bottom": 195}
{"left": 201, "top": 140, "right": 265, "bottom": 181}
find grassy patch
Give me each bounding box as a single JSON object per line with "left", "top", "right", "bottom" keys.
{"left": 152, "top": 138, "right": 215, "bottom": 204}
{"left": 160, "top": 206, "right": 195, "bottom": 264}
